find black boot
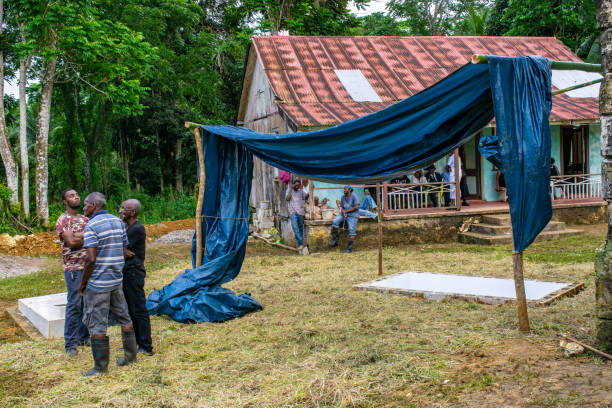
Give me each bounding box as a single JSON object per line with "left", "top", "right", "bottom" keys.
{"left": 116, "top": 330, "right": 138, "bottom": 366}
{"left": 328, "top": 227, "right": 339, "bottom": 247}
{"left": 344, "top": 238, "right": 354, "bottom": 253}
{"left": 82, "top": 337, "right": 109, "bottom": 376}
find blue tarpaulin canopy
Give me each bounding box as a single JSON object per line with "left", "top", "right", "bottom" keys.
{"left": 146, "top": 56, "right": 553, "bottom": 323}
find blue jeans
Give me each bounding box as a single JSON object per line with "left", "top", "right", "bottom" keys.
{"left": 290, "top": 213, "right": 304, "bottom": 246}
{"left": 332, "top": 213, "right": 358, "bottom": 236}
{"left": 359, "top": 209, "right": 377, "bottom": 219}
{"left": 64, "top": 269, "right": 89, "bottom": 350}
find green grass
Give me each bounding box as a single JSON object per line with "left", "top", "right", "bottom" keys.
{"left": 0, "top": 226, "right": 608, "bottom": 407}
{"left": 0, "top": 260, "right": 63, "bottom": 302}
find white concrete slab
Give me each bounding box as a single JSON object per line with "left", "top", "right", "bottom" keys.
{"left": 356, "top": 271, "right": 573, "bottom": 304}
{"left": 18, "top": 292, "right": 67, "bottom": 338}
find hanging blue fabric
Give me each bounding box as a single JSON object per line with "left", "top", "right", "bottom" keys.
{"left": 481, "top": 56, "right": 552, "bottom": 252}
{"left": 147, "top": 56, "right": 553, "bottom": 323}
{"left": 146, "top": 134, "right": 262, "bottom": 323}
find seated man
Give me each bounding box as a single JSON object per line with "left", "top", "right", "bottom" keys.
{"left": 329, "top": 185, "right": 360, "bottom": 253}
{"left": 359, "top": 188, "right": 377, "bottom": 219}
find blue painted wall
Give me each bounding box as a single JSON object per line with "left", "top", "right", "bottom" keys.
{"left": 589, "top": 124, "right": 602, "bottom": 175}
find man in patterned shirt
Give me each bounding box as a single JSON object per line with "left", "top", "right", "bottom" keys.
{"left": 55, "top": 189, "right": 90, "bottom": 355}
{"left": 79, "top": 192, "right": 137, "bottom": 376}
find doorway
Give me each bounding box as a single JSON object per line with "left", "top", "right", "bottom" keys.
{"left": 459, "top": 133, "right": 482, "bottom": 199}
{"left": 561, "top": 126, "right": 589, "bottom": 175}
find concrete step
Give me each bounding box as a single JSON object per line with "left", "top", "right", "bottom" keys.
{"left": 458, "top": 228, "right": 581, "bottom": 245}
{"left": 470, "top": 220, "right": 567, "bottom": 236}
{"left": 481, "top": 214, "right": 511, "bottom": 226}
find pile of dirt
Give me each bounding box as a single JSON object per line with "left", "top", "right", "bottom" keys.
{"left": 0, "top": 218, "right": 196, "bottom": 257}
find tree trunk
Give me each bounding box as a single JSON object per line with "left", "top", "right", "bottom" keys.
{"left": 174, "top": 138, "right": 183, "bottom": 193}
{"left": 0, "top": 0, "right": 19, "bottom": 205}
{"left": 19, "top": 55, "right": 31, "bottom": 217}
{"left": 595, "top": 0, "right": 612, "bottom": 350}
{"left": 35, "top": 49, "right": 57, "bottom": 226}
{"left": 75, "top": 88, "right": 92, "bottom": 190}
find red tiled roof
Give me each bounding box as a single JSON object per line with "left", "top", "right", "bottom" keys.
{"left": 251, "top": 36, "right": 599, "bottom": 128}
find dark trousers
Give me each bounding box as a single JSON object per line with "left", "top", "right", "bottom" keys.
{"left": 122, "top": 266, "right": 152, "bottom": 352}
{"left": 460, "top": 177, "right": 470, "bottom": 203}
{"left": 64, "top": 269, "right": 89, "bottom": 350}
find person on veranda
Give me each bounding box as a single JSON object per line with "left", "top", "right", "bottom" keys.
{"left": 329, "top": 185, "right": 360, "bottom": 253}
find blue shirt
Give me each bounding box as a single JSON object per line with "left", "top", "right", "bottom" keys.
{"left": 83, "top": 210, "right": 128, "bottom": 292}
{"left": 341, "top": 193, "right": 360, "bottom": 218}
{"left": 442, "top": 171, "right": 451, "bottom": 182}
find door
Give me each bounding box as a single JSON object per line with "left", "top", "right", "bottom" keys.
{"left": 561, "top": 126, "right": 589, "bottom": 175}
{"left": 459, "top": 134, "right": 482, "bottom": 199}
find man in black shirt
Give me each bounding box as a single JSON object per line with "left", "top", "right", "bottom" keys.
{"left": 119, "top": 199, "right": 153, "bottom": 355}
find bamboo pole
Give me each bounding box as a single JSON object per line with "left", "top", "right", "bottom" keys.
{"left": 252, "top": 232, "right": 299, "bottom": 252}
{"left": 185, "top": 121, "right": 204, "bottom": 130}
{"left": 513, "top": 251, "right": 530, "bottom": 332}
{"left": 551, "top": 78, "right": 603, "bottom": 95}
{"left": 471, "top": 54, "right": 602, "bottom": 73}
{"left": 453, "top": 149, "right": 462, "bottom": 210}
{"left": 376, "top": 182, "right": 383, "bottom": 276}
{"left": 193, "top": 127, "right": 206, "bottom": 267}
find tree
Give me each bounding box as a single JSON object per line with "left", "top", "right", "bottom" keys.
{"left": 387, "top": 0, "right": 488, "bottom": 36}
{"left": 350, "top": 12, "right": 408, "bottom": 36}
{"left": 454, "top": 7, "right": 490, "bottom": 35}
{"left": 0, "top": 0, "right": 19, "bottom": 206}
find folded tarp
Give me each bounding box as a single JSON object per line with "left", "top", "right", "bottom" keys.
{"left": 147, "top": 55, "right": 552, "bottom": 322}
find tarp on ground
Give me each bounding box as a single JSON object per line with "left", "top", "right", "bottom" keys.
{"left": 147, "top": 55, "right": 552, "bottom": 322}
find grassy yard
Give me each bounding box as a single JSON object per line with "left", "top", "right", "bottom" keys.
{"left": 0, "top": 226, "right": 610, "bottom": 407}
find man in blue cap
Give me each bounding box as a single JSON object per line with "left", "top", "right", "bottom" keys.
{"left": 329, "top": 185, "right": 360, "bottom": 253}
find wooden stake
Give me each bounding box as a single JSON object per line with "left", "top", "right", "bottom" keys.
{"left": 513, "top": 251, "right": 530, "bottom": 332}
{"left": 377, "top": 183, "right": 383, "bottom": 276}
{"left": 454, "top": 149, "right": 462, "bottom": 211}
{"left": 194, "top": 127, "right": 206, "bottom": 267}
{"left": 252, "top": 232, "right": 299, "bottom": 252}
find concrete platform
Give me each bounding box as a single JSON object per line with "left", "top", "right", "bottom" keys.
{"left": 354, "top": 271, "right": 584, "bottom": 306}
{"left": 18, "top": 293, "right": 67, "bottom": 338}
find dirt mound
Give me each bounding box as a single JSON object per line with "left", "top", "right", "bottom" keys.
{"left": 0, "top": 218, "right": 196, "bottom": 257}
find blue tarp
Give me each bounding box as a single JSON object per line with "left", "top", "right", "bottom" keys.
{"left": 147, "top": 55, "right": 552, "bottom": 322}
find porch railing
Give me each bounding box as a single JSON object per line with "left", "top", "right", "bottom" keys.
{"left": 551, "top": 174, "right": 602, "bottom": 201}
{"left": 385, "top": 182, "right": 453, "bottom": 212}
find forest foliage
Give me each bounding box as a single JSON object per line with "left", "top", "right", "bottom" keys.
{"left": 0, "top": 0, "right": 600, "bottom": 233}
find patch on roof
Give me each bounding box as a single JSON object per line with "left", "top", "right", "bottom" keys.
{"left": 551, "top": 70, "right": 602, "bottom": 98}
{"left": 334, "top": 69, "right": 382, "bottom": 102}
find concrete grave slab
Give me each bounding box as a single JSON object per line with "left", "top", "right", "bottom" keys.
{"left": 354, "top": 271, "right": 584, "bottom": 306}
{"left": 18, "top": 292, "right": 67, "bottom": 338}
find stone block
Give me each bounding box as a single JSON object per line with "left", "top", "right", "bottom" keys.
{"left": 601, "top": 116, "right": 612, "bottom": 157}
{"left": 600, "top": 74, "right": 612, "bottom": 115}
{"left": 602, "top": 159, "right": 612, "bottom": 199}
{"left": 597, "top": 0, "right": 612, "bottom": 30}
{"left": 601, "top": 29, "right": 612, "bottom": 72}
{"left": 18, "top": 292, "right": 67, "bottom": 338}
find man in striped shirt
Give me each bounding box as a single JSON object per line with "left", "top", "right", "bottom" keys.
{"left": 79, "top": 192, "right": 138, "bottom": 376}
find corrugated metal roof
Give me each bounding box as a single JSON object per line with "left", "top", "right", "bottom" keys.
{"left": 251, "top": 36, "right": 599, "bottom": 128}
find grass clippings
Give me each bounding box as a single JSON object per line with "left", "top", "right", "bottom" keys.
{"left": 0, "top": 223, "right": 610, "bottom": 407}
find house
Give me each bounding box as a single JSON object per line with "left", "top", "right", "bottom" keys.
{"left": 237, "top": 36, "right": 603, "bottom": 243}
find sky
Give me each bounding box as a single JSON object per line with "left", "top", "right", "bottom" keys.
{"left": 4, "top": 80, "right": 18, "bottom": 98}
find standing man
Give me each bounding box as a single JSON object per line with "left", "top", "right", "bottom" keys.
{"left": 80, "top": 192, "right": 137, "bottom": 376}
{"left": 55, "top": 189, "right": 90, "bottom": 355}
{"left": 119, "top": 199, "right": 153, "bottom": 355}
{"left": 329, "top": 185, "right": 360, "bottom": 253}
{"left": 286, "top": 179, "right": 309, "bottom": 253}
{"left": 425, "top": 164, "right": 443, "bottom": 207}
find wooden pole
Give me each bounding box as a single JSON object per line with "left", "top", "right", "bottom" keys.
{"left": 376, "top": 182, "right": 383, "bottom": 276}
{"left": 193, "top": 127, "right": 206, "bottom": 267}
{"left": 471, "top": 54, "right": 602, "bottom": 73}
{"left": 512, "top": 251, "right": 530, "bottom": 332}
{"left": 453, "top": 149, "right": 462, "bottom": 210}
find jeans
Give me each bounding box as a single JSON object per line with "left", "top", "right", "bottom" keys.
{"left": 290, "top": 213, "right": 304, "bottom": 246}
{"left": 123, "top": 266, "right": 153, "bottom": 352}
{"left": 64, "top": 269, "right": 89, "bottom": 351}
{"left": 358, "top": 209, "right": 377, "bottom": 219}
{"left": 332, "top": 213, "right": 358, "bottom": 236}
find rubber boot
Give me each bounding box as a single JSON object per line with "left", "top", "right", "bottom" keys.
{"left": 116, "top": 330, "right": 138, "bottom": 366}
{"left": 82, "top": 337, "right": 109, "bottom": 376}
{"left": 344, "top": 239, "right": 354, "bottom": 253}
{"left": 328, "top": 227, "right": 339, "bottom": 247}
